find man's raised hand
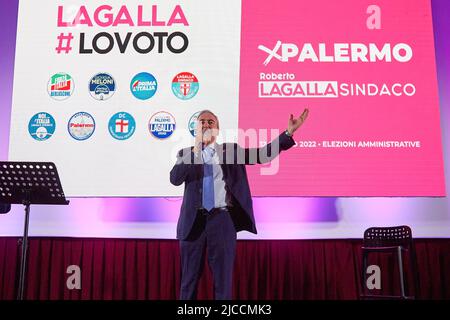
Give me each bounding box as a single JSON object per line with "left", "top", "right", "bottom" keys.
{"left": 287, "top": 108, "right": 309, "bottom": 136}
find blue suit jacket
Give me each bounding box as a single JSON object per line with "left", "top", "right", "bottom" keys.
{"left": 170, "top": 132, "right": 295, "bottom": 240}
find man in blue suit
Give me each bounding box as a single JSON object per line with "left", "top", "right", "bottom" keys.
{"left": 170, "top": 108, "right": 309, "bottom": 300}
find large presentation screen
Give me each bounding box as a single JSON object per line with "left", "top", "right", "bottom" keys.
{"left": 8, "top": 0, "right": 445, "bottom": 197}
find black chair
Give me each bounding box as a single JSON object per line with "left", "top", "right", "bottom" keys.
{"left": 360, "top": 225, "right": 419, "bottom": 299}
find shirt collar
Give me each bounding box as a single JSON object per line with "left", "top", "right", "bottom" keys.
{"left": 203, "top": 142, "right": 216, "bottom": 151}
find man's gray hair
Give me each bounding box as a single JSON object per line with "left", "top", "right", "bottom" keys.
{"left": 197, "top": 109, "right": 220, "bottom": 129}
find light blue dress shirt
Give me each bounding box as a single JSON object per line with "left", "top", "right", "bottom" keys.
{"left": 202, "top": 143, "right": 227, "bottom": 209}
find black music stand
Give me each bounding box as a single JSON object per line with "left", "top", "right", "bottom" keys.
{"left": 0, "top": 202, "right": 11, "bottom": 214}
{"left": 0, "top": 161, "right": 69, "bottom": 300}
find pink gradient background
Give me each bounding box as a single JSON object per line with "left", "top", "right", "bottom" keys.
{"left": 240, "top": 0, "right": 445, "bottom": 196}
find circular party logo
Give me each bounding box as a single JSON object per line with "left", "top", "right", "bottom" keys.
{"left": 89, "top": 73, "right": 116, "bottom": 101}
{"left": 148, "top": 111, "right": 176, "bottom": 139}
{"left": 68, "top": 112, "right": 96, "bottom": 141}
{"left": 188, "top": 111, "right": 201, "bottom": 137}
{"left": 28, "top": 112, "right": 56, "bottom": 141}
{"left": 130, "top": 72, "right": 157, "bottom": 100}
{"left": 108, "top": 112, "right": 136, "bottom": 140}
{"left": 47, "top": 73, "right": 74, "bottom": 101}
{"left": 171, "top": 72, "right": 199, "bottom": 100}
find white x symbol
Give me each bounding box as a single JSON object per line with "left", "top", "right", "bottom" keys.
{"left": 258, "top": 41, "right": 283, "bottom": 66}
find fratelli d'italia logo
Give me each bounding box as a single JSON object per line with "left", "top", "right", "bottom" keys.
{"left": 148, "top": 111, "right": 176, "bottom": 139}
{"left": 68, "top": 112, "right": 96, "bottom": 141}
{"left": 188, "top": 111, "right": 201, "bottom": 137}
{"left": 108, "top": 112, "right": 136, "bottom": 140}
{"left": 28, "top": 112, "right": 56, "bottom": 141}
{"left": 89, "top": 73, "right": 116, "bottom": 101}
{"left": 171, "top": 72, "right": 199, "bottom": 100}
{"left": 130, "top": 72, "right": 157, "bottom": 100}
{"left": 47, "top": 73, "right": 74, "bottom": 100}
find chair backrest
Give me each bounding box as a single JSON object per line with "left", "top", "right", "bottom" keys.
{"left": 363, "top": 225, "right": 412, "bottom": 248}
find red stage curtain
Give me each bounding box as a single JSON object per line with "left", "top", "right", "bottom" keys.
{"left": 0, "top": 238, "right": 449, "bottom": 300}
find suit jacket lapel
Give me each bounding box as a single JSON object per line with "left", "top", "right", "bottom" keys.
{"left": 214, "top": 143, "right": 223, "bottom": 163}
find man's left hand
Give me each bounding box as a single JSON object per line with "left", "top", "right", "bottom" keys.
{"left": 287, "top": 108, "right": 309, "bottom": 136}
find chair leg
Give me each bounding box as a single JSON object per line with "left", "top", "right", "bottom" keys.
{"left": 397, "top": 246, "right": 406, "bottom": 298}
{"left": 361, "top": 251, "right": 368, "bottom": 298}
{"left": 410, "top": 248, "right": 419, "bottom": 299}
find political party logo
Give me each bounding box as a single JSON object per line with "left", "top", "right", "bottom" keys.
{"left": 68, "top": 112, "right": 95, "bottom": 141}
{"left": 188, "top": 111, "right": 201, "bottom": 137}
{"left": 108, "top": 112, "right": 136, "bottom": 140}
{"left": 89, "top": 73, "right": 116, "bottom": 101}
{"left": 130, "top": 72, "right": 157, "bottom": 100}
{"left": 47, "top": 73, "right": 74, "bottom": 100}
{"left": 28, "top": 112, "right": 56, "bottom": 141}
{"left": 171, "top": 72, "right": 199, "bottom": 100}
{"left": 148, "top": 111, "right": 176, "bottom": 139}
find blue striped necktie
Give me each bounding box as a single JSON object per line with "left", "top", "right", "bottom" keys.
{"left": 202, "top": 148, "right": 215, "bottom": 211}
